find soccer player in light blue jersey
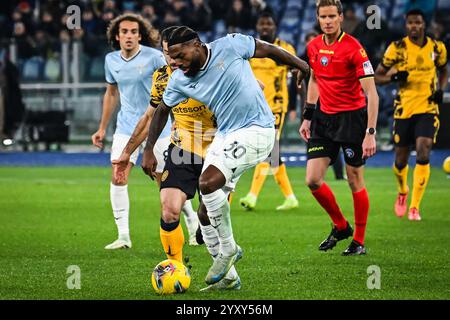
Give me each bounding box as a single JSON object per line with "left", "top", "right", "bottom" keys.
{"left": 91, "top": 14, "right": 174, "bottom": 250}
{"left": 140, "top": 26, "right": 310, "bottom": 287}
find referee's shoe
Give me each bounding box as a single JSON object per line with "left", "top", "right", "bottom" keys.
{"left": 342, "top": 240, "right": 366, "bottom": 256}
{"left": 319, "top": 222, "right": 353, "bottom": 251}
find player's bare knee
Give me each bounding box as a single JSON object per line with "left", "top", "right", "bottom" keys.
{"left": 199, "top": 177, "right": 218, "bottom": 195}
{"left": 416, "top": 145, "right": 431, "bottom": 164}
{"left": 346, "top": 169, "right": 364, "bottom": 192}
{"left": 161, "top": 201, "right": 180, "bottom": 223}
{"left": 416, "top": 155, "right": 430, "bottom": 165}
{"left": 394, "top": 160, "right": 408, "bottom": 170}
{"left": 347, "top": 179, "right": 361, "bottom": 193}
{"left": 394, "top": 147, "right": 410, "bottom": 168}
{"left": 199, "top": 166, "right": 226, "bottom": 195}
{"left": 198, "top": 178, "right": 209, "bottom": 194}
{"left": 306, "top": 176, "right": 322, "bottom": 190}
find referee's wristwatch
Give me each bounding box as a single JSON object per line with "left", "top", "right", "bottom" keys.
{"left": 366, "top": 127, "right": 376, "bottom": 135}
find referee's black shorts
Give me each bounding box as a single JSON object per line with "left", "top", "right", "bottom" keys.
{"left": 160, "top": 143, "right": 204, "bottom": 200}
{"left": 393, "top": 113, "right": 439, "bottom": 147}
{"left": 307, "top": 107, "right": 368, "bottom": 168}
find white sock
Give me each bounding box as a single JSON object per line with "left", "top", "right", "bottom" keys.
{"left": 110, "top": 183, "right": 130, "bottom": 240}
{"left": 182, "top": 200, "right": 198, "bottom": 236}
{"left": 287, "top": 194, "right": 296, "bottom": 200}
{"left": 200, "top": 223, "right": 238, "bottom": 280}
{"left": 200, "top": 223, "right": 220, "bottom": 258}
{"left": 202, "top": 189, "right": 236, "bottom": 256}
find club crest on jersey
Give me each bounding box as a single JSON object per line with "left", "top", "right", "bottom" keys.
{"left": 321, "top": 56, "right": 329, "bottom": 66}
{"left": 161, "top": 170, "right": 169, "bottom": 182}
{"left": 137, "top": 64, "right": 144, "bottom": 75}
{"left": 215, "top": 60, "right": 225, "bottom": 71}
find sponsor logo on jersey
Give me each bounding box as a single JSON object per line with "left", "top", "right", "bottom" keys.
{"left": 172, "top": 104, "right": 207, "bottom": 114}
{"left": 319, "top": 49, "right": 334, "bottom": 55}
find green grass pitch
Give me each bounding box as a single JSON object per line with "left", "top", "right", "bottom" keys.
{"left": 0, "top": 166, "right": 449, "bottom": 300}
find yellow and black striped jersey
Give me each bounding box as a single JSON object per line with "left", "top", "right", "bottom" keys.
{"left": 381, "top": 36, "right": 447, "bottom": 119}
{"left": 150, "top": 65, "right": 217, "bottom": 157}
{"left": 250, "top": 38, "right": 297, "bottom": 113}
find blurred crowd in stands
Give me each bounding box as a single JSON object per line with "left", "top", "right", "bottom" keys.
{"left": 0, "top": 0, "right": 449, "bottom": 83}
{"left": 0, "top": 0, "right": 449, "bottom": 146}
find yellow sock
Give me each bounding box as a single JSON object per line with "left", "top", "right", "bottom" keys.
{"left": 273, "top": 163, "right": 295, "bottom": 198}
{"left": 249, "top": 162, "right": 270, "bottom": 197}
{"left": 160, "top": 223, "right": 185, "bottom": 262}
{"left": 410, "top": 163, "right": 431, "bottom": 210}
{"left": 393, "top": 164, "right": 409, "bottom": 194}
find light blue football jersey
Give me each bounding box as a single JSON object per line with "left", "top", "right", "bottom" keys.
{"left": 105, "top": 45, "right": 171, "bottom": 137}
{"left": 162, "top": 34, "right": 275, "bottom": 136}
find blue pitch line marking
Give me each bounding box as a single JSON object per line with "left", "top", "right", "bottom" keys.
{"left": 0, "top": 151, "right": 449, "bottom": 167}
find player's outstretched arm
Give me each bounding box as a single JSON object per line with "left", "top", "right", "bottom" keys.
{"left": 254, "top": 39, "right": 310, "bottom": 85}
{"left": 374, "top": 65, "right": 392, "bottom": 85}
{"left": 360, "top": 77, "right": 379, "bottom": 159}
{"left": 112, "top": 105, "right": 156, "bottom": 183}
{"left": 123, "top": 105, "right": 156, "bottom": 156}
{"left": 141, "top": 101, "right": 171, "bottom": 180}
{"left": 92, "top": 84, "right": 119, "bottom": 148}
{"left": 375, "top": 64, "right": 409, "bottom": 85}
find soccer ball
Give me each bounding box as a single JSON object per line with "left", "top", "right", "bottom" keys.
{"left": 151, "top": 259, "right": 191, "bottom": 295}
{"left": 443, "top": 156, "right": 450, "bottom": 174}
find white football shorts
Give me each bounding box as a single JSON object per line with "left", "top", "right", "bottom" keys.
{"left": 110, "top": 133, "right": 170, "bottom": 173}
{"left": 202, "top": 126, "right": 275, "bottom": 191}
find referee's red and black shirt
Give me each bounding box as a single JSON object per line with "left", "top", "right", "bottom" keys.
{"left": 307, "top": 31, "right": 374, "bottom": 114}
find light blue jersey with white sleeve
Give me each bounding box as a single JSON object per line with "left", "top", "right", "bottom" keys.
{"left": 162, "top": 34, "right": 274, "bottom": 136}
{"left": 105, "top": 45, "right": 172, "bottom": 137}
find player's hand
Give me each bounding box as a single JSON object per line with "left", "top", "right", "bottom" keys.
{"left": 362, "top": 134, "right": 376, "bottom": 159}
{"left": 141, "top": 147, "right": 157, "bottom": 180}
{"left": 91, "top": 129, "right": 106, "bottom": 149}
{"left": 391, "top": 71, "right": 409, "bottom": 83}
{"left": 295, "top": 69, "right": 306, "bottom": 90}
{"left": 429, "top": 89, "right": 444, "bottom": 105}
{"left": 112, "top": 153, "right": 131, "bottom": 184}
{"left": 299, "top": 120, "right": 311, "bottom": 142}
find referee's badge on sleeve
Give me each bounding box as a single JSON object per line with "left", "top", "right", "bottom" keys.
{"left": 363, "top": 61, "right": 374, "bottom": 75}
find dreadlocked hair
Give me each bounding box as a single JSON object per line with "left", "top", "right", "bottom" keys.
{"left": 160, "top": 26, "right": 180, "bottom": 47}
{"left": 167, "top": 26, "right": 199, "bottom": 47}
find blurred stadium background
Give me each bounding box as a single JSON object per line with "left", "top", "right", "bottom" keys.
{"left": 1, "top": 0, "right": 450, "bottom": 301}
{"left": 0, "top": 0, "right": 449, "bottom": 158}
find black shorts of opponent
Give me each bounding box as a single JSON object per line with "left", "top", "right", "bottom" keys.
{"left": 160, "top": 143, "right": 204, "bottom": 200}
{"left": 393, "top": 113, "right": 439, "bottom": 147}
